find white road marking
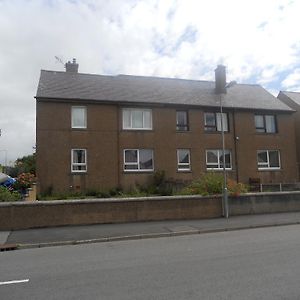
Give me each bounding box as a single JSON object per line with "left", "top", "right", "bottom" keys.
{"left": 0, "top": 279, "right": 29, "bottom": 286}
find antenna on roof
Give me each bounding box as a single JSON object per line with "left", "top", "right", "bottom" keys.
{"left": 54, "top": 56, "right": 65, "bottom": 66}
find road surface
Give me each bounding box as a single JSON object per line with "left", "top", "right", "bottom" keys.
{"left": 1, "top": 224, "right": 300, "bottom": 299}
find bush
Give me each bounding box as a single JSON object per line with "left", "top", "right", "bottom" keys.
{"left": 179, "top": 173, "right": 248, "bottom": 196}
{"left": 227, "top": 179, "right": 249, "bottom": 196}
{"left": 0, "top": 186, "right": 21, "bottom": 202}
{"left": 179, "top": 173, "right": 223, "bottom": 196}
{"left": 14, "top": 172, "right": 35, "bottom": 190}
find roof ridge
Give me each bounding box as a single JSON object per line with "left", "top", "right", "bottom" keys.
{"left": 40, "top": 70, "right": 266, "bottom": 88}
{"left": 280, "top": 90, "right": 300, "bottom": 94}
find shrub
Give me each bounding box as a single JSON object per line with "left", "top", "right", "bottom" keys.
{"left": 0, "top": 186, "right": 21, "bottom": 202}
{"left": 227, "top": 179, "right": 249, "bottom": 196}
{"left": 179, "top": 173, "right": 248, "bottom": 196}
{"left": 179, "top": 173, "right": 223, "bottom": 196}
{"left": 14, "top": 172, "right": 35, "bottom": 190}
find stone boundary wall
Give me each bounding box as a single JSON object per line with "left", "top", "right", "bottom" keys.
{"left": 0, "top": 195, "right": 222, "bottom": 230}
{"left": 1, "top": 191, "right": 300, "bottom": 230}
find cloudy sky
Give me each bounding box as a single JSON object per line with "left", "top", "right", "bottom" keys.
{"left": 1, "top": 0, "right": 300, "bottom": 165}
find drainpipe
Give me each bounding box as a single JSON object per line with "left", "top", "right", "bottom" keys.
{"left": 232, "top": 109, "right": 239, "bottom": 182}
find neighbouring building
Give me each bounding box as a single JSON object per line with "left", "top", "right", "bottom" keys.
{"left": 278, "top": 91, "right": 300, "bottom": 175}
{"left": 35, "top": 60, "right": 298, "bottom": 194}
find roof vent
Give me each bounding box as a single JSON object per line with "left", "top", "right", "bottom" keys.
{"left": 65, "top": 58, "right": 79, "bottom": 73}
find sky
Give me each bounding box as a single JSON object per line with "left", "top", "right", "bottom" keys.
{"left": 1, "top": 0, "right": 300, "bottom": 165}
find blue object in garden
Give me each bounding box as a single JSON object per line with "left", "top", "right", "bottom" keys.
{"left": 1, "top": 177, "right": 16, "bottom": 189}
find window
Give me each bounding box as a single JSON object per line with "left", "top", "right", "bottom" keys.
{"left": 255, "top": 115, "right": 277, "bottom": 133}
{"left": 71, "top": 149, "right": 87, "bottom": 172}
{"left": 122, "top": 108, "right": 152, "bottom": 130}
{"left": 257, "top": 150, "right": 280, "bottom": 170}
{"left": 204, "top": 112, "right": 228, "bottom": 132}
{"left": 177, "top": 149, "right": 191, "bottom": 171}
{"left": 176, "top": 111, "right": 189, "bottom": 131}
{"left": 206, "top": 149, "right": 232, "bottom": 170}
{"left": 72, "top": 106, "right": 86, "bottom": 129}
{"left": 124, "top": 149, "right": 154, "bottom": 171}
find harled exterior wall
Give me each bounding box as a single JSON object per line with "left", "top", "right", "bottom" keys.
{"left": 36, "top": 100, "right": 298, "bottom": 194}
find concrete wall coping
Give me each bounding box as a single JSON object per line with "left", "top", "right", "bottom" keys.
{"left": 0, "top": 194, "right": 219, "bottom": 207}
{"left": 1, "top": 190, "right": 300, "bottom": 207}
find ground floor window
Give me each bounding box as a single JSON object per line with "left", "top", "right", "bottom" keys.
{"left": 71, "top": 149, "right": 87, "bottom": 172}
{"left": 206, "top": 149, "right": 232, "bottom": 170}
{"left": 177, "top": 149, "right": 191, "bottom": 171}
{"left": 257, "top": 150, "right": 280, "bottom": 170}
{"left": 124, "top": 149, "right": 154, "bottom": 171}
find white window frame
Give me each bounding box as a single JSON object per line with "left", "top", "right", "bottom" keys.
{"left": 177, "top": 149, "right": 191, "bottom": 171}
{"left": 122, "top": 108, "right": 152, "bottom": 130}
{"left": 71, "top": 149, "right": 87, "bottom": 173}
{"left": 257, "top": 150, "right": 281, "bottom": 170}
{"left": 123, "top": 149, "right": 154, "bottom": 172}
{"left": 206, "top": 149, "right": 232, "bottom": 170}
{"left": 71, "top": 106, "right": 87, "bottom": 129}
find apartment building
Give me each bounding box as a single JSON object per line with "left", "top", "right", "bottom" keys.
{"left": 35, "top": 61, "right": 298, "bottom": 194}
{"left": 278, "top": 91, "right": 300, "bottom": 175}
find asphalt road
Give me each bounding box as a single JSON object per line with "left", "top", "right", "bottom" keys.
{"left": 1, "top": 225, "right": 300, "bottom": 300}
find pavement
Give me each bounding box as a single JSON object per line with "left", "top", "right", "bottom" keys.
{"left": 1, "top": 211, "right": 300, "bottom": 250}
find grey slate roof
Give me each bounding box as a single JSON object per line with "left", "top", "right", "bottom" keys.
{"left": 36, "top": 70, "right": 293, "bottom": 112}
{"left": 279, "top": 91, "right": 300, "bottom": 106}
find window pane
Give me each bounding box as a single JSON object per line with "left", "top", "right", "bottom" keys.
{"left": 205, "top": 113, "right": 215, "bottom": 126}
{"left": 177, "top": 111, "right": 188, "bottom": 130}
{"left": 139, "top": 150, "right": 153, "bottom": 170}
{"left": 178, "top": 149, "right": 190, "bottom": 164}
{"left": 255, "top": 115, "right": 264, "bottom": 130}
{"left": 257, "top": 151, "right": 267, "bottom": 163}
{"left": 72, "top": 107, "right": 86, "bottom": 128}
{"left": 144, "top": 110, "right": 152, "bottom": 128}
{"left": 73, "top": 150, "right": 85, "bottom": 163}
{"left": 269, "top": 151, "right": 280, "bottom": 167}
{"left": 132, "top": 110, "right": 143, "bottom": 128}
{"left": 219, "top": 150, "right": 231, "bottom": 168}
{"left": 207, "top": 150, "right": 218, "bottom": 163}
{"left": 73, "top": 165, "right": 87, "bottom": 171}
{"left": 265, "top": 115, "right": 276, "bottom": 133}
{"left": 125, "top": 150, "right": 137, "bottom": 163}
{"left": 123, "top": 109, "right": 131, "bottom": 128}
{"left": 124, "top": 164, "right": 138, "bottom": 170}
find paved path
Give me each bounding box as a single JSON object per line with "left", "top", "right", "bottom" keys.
{"left": 2, "top": 211, "right": 300, "bottom": 249}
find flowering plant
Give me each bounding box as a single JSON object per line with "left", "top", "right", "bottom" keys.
{"left": 14, "top": 173, "right": 35, "bottom": 190}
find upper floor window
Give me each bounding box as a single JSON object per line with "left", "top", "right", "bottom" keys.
{"left": 177, "top": 149, "right": 191, "bottom": 171}
{"left": 122, "top": 108, "right": 152, "bottom": 130}
{"left": 72, "top": 106, "right": 87, "bottom": 129}
{"left": 124, "top": 149, "right": 154, "bottom": 171}
{"left": 257, "top": 150, "right": 280, "bottom": 170}
{"left": 176, "top": 111, "right": 189, "bottom": 131}
{"left": 206, "top": 149, "right": 232, "bottom": 170}
{"left": 71, "top": 149, "right": 87, "bottom": 172}
{"left": 255, "top": 114, "right": 277, "bottom": 133}
{"left": 204, "top": 112, "right": 228, "bottom": 132}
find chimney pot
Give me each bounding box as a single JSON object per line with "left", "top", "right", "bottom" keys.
{"left": 65, "top": 58, "right": 79, "bottom": 73}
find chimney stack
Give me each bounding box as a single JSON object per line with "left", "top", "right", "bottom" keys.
{"left": 215, "top": 65, "right": 226, "bottom": 94}
{"left": 65, "top": 58, "right": 79, "bottom": 73}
